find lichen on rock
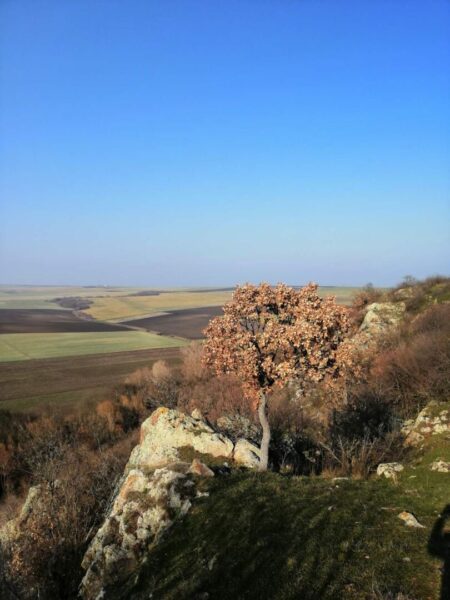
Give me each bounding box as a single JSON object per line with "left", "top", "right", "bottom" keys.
{"left": 79, "top": 407, "right": 260, "bottom": 599}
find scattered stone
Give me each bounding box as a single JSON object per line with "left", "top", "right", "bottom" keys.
{"left": 191, "top": 408, "right": 203, "bottom": 420}
{"left": 196, "top": 491, "right": 210, "bottom": 498}
{"left": 233, "top": 438, "right": 261, "bottom": 469}
{"left": 398, "top": 511, "right": 425, "bottom": 528}
{"left": 189, "top": 458, "right": 215, "bottom": 478}
{"left": 433, "top": 423, "right": 450, "bottom": 434}
{"left": 377, "top": 463, "right": 404, "bottom": 480}
{"left": 430, "top": 460, "right": 450, "bottom": 473}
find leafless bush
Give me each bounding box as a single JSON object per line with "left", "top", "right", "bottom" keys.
{"left": 369, "top": 303, "right": 450, "bottom": 416}
{"left": 1, "top": 433, "right": 136, "bottom": 600}
{"left": 319, "top": 430, "right": 405, "bottom": 479}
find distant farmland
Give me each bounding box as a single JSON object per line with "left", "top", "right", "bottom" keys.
{"left": 84, "top": 290, "right": 234, "bottom": 321}
{"left": 0, "top": 347, "right": 182, "bottom": 413}
{"left": 0, "top": 331, "right": 185, "bottom": 362}
{"left": 122, "top": 306, "right": 224, "bottom": 339}
{"left": 0, "top": 284, "right": 359, "bottom": 413}
{"left": 0, "top": 309, "right": 130, "bottom": 334}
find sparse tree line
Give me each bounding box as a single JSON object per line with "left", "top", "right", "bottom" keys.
{"left": 0, "top": 275, "right": 449, "bottom": 598}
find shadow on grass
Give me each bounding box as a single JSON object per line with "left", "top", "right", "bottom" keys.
{"left": 428, "top": 504, "right": 450, "bottom": 600}
{"left": 133, "top": 472, "right": 432, "bottom": 600}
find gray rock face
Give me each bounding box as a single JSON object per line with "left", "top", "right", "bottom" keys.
{"left": 79, "top": 407, "right": 260, "bottom": 599}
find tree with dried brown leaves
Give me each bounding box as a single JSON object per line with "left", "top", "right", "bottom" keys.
{"left": 202, "top": 282, "right": 353, "bottom": 470}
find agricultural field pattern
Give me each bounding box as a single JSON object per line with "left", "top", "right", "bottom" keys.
{"left": 0, "top": 285, "right": 358, "bottom": 413}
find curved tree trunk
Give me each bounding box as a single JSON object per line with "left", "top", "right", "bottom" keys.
{"left": 258, "top": 393, "right": 271, "bottom": 471}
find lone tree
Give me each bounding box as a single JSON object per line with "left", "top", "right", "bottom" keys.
{"left": 202, "top": 282, "right": 353, "bottom": 471}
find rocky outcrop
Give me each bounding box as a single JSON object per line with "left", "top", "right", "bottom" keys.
{"left": 402, "top": 402, "right": 450, "bottom": 446}
{"left": 80, "top": 463, "right": 196, "bottom": 599}
{"left": 0, "top": 484, "right": 47, "bottom": 549}
{"left": 359, "top": 302, "right": 406, "bottom": 336}
{"left": 129, "top": 407, "right": 235, "bottom": 470}
{"left": 79, "top": 407, "right": 260, "bottom": 599}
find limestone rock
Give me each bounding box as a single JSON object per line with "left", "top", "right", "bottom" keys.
{"left": 0, "top": 483, "right": 58, "bottom": 599}
{"left": 191, "top": 408, "right": 203, "bottom": 420}
{"left": 430, "top": 460, "right": 450, "bottom": 473}
{"left": 129, "top": 407, "right": 234, "bottom": 470}
{"left": 233, "top": 438, "right": 261, "bottom": 469}
{"left": 376, "top": 463, "right": 404, "bottom": 480}
{"left": 398, "top": 511, "right": 425, "bottom": 528}
{"left": 80, "top": 407, "right": 261, "bottom": 599}
{"left": 189, "top": 458, "right": 215, "bottom": 477}
{"left": 360, "top": 302, "right": 405, "bottom": 336}
{"left": 0, "top": 483, "right": 51, "bottom": 548}
{"left": 402, "top": 401, "right": 450, "bottom": 446}
{"left": 80, "top": 465, "right": 195, "bottom": 599}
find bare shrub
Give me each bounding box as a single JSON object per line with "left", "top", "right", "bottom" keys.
{"left": 320, "top": 431, "right": 405, "bottom": 479}
{"left": 1, "top": 429, "right": 136, "bottom": 600}
{"left": 180, "top": 342, "right": 205, "bottom": 382}
{"left": 369, "top": 303, "right": 450, "bottom": 415}
{"left": 178, "top": 372, "right": 249, "bottom": 423}
{"left": 350, "top": 283, "right": 384, "bottom": 326}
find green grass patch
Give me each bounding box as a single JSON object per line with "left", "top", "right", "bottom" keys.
{"left": 0, "top": 331, "right": 185, "bottom": 362}
{"left": 134, "top": 473, "right": 443, "bottom": 600}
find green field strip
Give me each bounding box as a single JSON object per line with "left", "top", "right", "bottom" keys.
{"left": 0, "top": 331, "right": 186, "bottom": 362}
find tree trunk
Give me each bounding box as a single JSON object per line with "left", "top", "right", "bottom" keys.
{"left": 258, "top": 393, "right": 271, "bottom": 471}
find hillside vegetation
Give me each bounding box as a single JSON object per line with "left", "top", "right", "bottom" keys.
{"left": 0, "top": 276, "right": 448, "bottom": 599}
{"left": 135, "top": 419, "right": 450, "bottom": 600}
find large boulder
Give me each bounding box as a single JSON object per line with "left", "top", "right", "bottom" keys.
{"left": 359, "top": 302, "right": 405, "bottom": 337}
{"left": 80, "top": 407, "right": 260, "bottom": 599}
{"left": 128, "top": 407, "right": 234, "bottom": 470}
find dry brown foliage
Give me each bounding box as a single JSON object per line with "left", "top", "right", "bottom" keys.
{"left": 203, "top": 282, "right": 354, "bottom": 404}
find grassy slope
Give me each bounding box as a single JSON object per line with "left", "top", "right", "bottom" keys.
{"left": 0, "top": 331, "right": 185, "bottom": 362}
{"left": 134, "top": 405, "right": 450, "bottom": 600}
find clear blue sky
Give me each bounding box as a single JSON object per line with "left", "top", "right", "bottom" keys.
{"left": 1, "top": 0, "right": 449, "bottom": 287}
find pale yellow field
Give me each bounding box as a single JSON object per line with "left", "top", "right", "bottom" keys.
{"left": 0, "top": 285, "right": 146, "bottom": 309}
{"left": 85, "top": 287, "right": 358, "bottom": 322}
{"left": 85, "top": 290, "right": 234, "bottom": 321}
